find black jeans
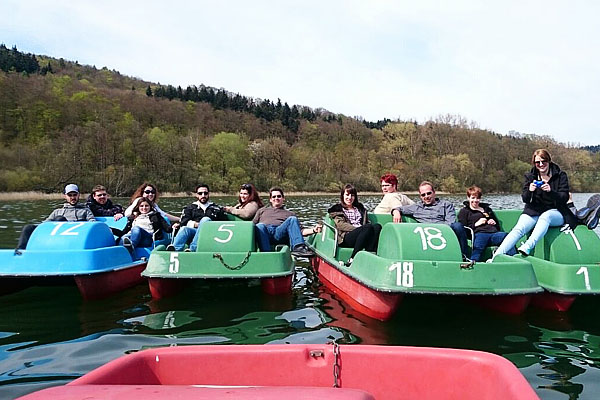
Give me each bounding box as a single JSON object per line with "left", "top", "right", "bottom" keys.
{"left": 340, "top": 223, "right": 382, "bottom": 259}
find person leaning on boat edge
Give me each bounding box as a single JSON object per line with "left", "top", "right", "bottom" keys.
{"left": 328, "top": 184, "right": 382, "bottom": 267}
{"left": 86, "top": 184, "right": 124, "bottom": 220}
{"left": 493, "top": 148, "right": 576, "bottom": 258}
{"left": 15, "top": 184, "right": 96, "bottom": 253}
{"left": 166, "top": 183, "right": 226, "bottom": 252}
{"left": 458, "top": 185, "right": 516, "bottom": 262}
{"left": 252, "top": 187, "right": 321, "bottom": 258}
{"left": 223, "top": 183, "right": 264, "bottom": 220}
{"left": 391, "top": 181, "right": 471, "bottom": 261}
{"left": 373, "top": 173, "right": 414, "bottom": 214}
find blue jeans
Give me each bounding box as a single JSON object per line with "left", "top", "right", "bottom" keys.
{"left": 173, "top": 217, "right": 211, "bottom": 251}
{"left": 495, "top": 209, "right": 564, "bottom": 255}
{"left": 471, "top": 231, "right": 515, "bottom": 262}
{"left": 255, "top": 216, "right": 304, "bottom": 252}
{"left": 450, "top": 222, "right": 470, "bottom": 259}
{"left": 122, "top": 226, "right": 153, "bottom": 247}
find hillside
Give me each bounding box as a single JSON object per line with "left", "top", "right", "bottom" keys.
{"left": 1, "top": 45, "right": 599, "bottom": 195}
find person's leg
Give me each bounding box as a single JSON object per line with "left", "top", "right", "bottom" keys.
{"left": 366, "top": 223, "right": 382, "bottom": 253}
{"left": 494, "top": 214, "right": 537, "bottom": 256}
{"left": 137, "top": 229, "right": 154, "bottom": 247}
{"left": 129, "top": 226, "right": 143, "bottom": 247}
{"left": 471, "top": 232, "right": 492, "bottom": 262}
{"left": 255, "top": 223, "right": 274, "bottom": 252}
{"left": 16, "top": 224, "right": 38, "bottom": 250}
{"left": 450, "top": 222, "right": 470, "bottom": 258}
{"left": 519, "top": 209, "right": 564, "bottom": 254}
{"left": 489, "top": 232, "right": 516, "bottom": 256}
{"left": 173, "top": 226, "right": 197, "bottom": 251}
{"left": 340, "top": 227, "right": 361, "bottom": 258}
{"left": 274, "top": 216, "right": 304, "bottom": 248}
{"left": 190, "top": 216, "right": 212, "bottom": 251}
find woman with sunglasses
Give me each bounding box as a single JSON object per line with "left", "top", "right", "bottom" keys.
{"left": 223, "top": 183, "right": 264, "bottom": 220}
{"left": 125, "top": 182, "right": 180, "bottom": 223}
{"left": 328, "top": 184, "right": 382, "bottom": 266}
{"left": 494, "top": 149, "right": 576, "bottom": 257}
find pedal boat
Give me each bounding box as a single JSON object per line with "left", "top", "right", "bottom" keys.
{"left": 0, "top": 218, "right": 147, "bottom": 300}
{"left": 16, "top": 343, "right": 539, "bottom": 400}
{"left": 307, "top": 214, "right": 542, "bottom": 321}
{"left": 141, "top": 218, "right": 294, "bottom": 299}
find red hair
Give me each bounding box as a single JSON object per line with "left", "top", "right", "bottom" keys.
{"left": 380, "top": 173, "right": 398, "bottom": 187}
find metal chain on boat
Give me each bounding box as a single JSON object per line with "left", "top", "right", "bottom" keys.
{"left": 212, "top": 251, "right": 252, "bottom": 270}
{"left": 332, "top": 341, "right": 341, "bottom": 388}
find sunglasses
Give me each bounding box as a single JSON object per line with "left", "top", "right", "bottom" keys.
{"left": 381, "top": 183, "right": 392, "bottom": 187}
{"left": 144, "top": 189, "right": 156, "bottom": 194}
{"left": 420, "top": 191, "right": 433, "bottom": 197}
{"left": 197, "top": 191, "right": 209, "bottom": 195}
{"left": 271, "top": 194, "right": 283, "bottom": 199}
{"left": 534, "top": 160, "right": 547, "bottom": 165}
{"left": 95, "top": 193, "right": 107, "bottom": 197}
{"left": 241, "top": 184, "right": 251, "bottom": 190}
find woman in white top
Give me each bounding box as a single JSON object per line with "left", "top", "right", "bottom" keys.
{"left": 125, "top": 182, "right": 180, "bottom": 223}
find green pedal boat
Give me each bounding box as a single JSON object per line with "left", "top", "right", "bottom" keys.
{"left": 494, "top": 210, "right": 600, "bottom": 311}
{"left": 308, "top": 214, "right": 542, "bottom": 321}
{"left": 142, "top": 218, "right": 294, "bottom": 299}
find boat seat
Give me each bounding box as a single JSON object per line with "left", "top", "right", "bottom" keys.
{"left": 27, "top": 221, "right": 115, "bottom": 251}
{"left": 377, "top": 222, "right": 463, "bottom": 261}
{"left": 195, "top": 221, "right": 256, "bottom": 252}
{"left": 533, "top": 225, "right": 600, "bottom": 264}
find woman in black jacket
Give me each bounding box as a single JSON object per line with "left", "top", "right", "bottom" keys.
{"left": 458, "top": 186, "right": 515, "bottom": 261}
{"left": 328, "top": 184, "right": 382, "bottom": 266}
{"left": 495, "top": 149, "right": 575, "bottom": 257}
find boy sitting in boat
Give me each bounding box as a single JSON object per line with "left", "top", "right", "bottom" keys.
{"left": 166, "top": 183, "right": 226, "bottom": 252}
{"left": 253, "top": 187, "right": 321, "bottom": 258}
{"left": 86, "top": 184, "right": 124, "bottom": 221}
{"left": 15, "top": 184, "right": 96, "bottom": 253}
{"left": 391, "top": 181, "right": 471, "bottom": 261}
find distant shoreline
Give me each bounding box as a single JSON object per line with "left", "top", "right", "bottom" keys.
{"left": 0, "top": 191, "right": 423, "bottom": 201}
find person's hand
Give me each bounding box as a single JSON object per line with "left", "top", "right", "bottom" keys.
{"left": 487, "top": 219, "right": 496, "bottom": 225}
{"left": 313, "top": 223, "right": 323, "bottom": 234}
{"left": 541, "top": 183, "right": 551, "bottom": 192}
{"left": 476, "top": 217, "right": 487, "bottom": 226}
{"left": 223, "top": 206, "right": 231, "bottom": 213}
{"left": 114, "top": 213, "right": 124, "bottom": 221}
{"left": 171, "top": 222, "right": 180, "bottom": 230}
{"left": 392, "top": 210, "right": 402, "bottom": 223}
{"left": 529, "top": 183, "right": 537, "bottom": 192}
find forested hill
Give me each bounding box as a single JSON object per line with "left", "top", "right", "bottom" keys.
{"left": 1, "top": 45, "right": 599, "bottom": 195}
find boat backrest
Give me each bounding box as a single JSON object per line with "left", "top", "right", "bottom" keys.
{"left": 534, "top": 225, "right": 600, "bottom": 264}
{"left": 369, "top": 213, "right": 417, "bottom": 225}
{"left": 491, "top": 210, "right": 525, "bottom": 232}
{"left": 195, "top": 221, "right": 256, "bottom": 252}
{"left": 377, "top": 222, "right": 463, "bottom": 261}
{"left": 27, "top": 221, "right": 115, "bottom": 250}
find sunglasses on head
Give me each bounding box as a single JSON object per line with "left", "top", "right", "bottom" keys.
{"left": 271, "top": 194, "right": 283, "bottom": 199}
{"left": 197, "top": 191, "right": 209, "bottom": 195}
{"left": 420, "top": 191, "right": 433, "bottom": 197}
{"left": 241, "top": 184, "right": 251, "bottom": 190}
{"left": 144, "top": 189, "right": 156, "bottom": 194}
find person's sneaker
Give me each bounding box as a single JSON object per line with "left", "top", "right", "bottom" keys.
{"left": 337, "top": 257, "right": 353, "bottom": 267}
{"left": 291, "top": 244, "right": 315, "bottom": 258}
{"left": 184, "top": 248, "right": 192, "bottom": 252}
{"left": 165, "top": 244, "right": 175, "bottom": 251}
{"left": 14, "top": 248, "right": 23, "bottom": 256}
{"left": 587, "top": 206, "right": 600, "bottom": 230}
{"left": 517, "top": 245, "right": 529, "bottom": 257}
{"left": 122, "top": 237, "right": 134, "bottom": 253}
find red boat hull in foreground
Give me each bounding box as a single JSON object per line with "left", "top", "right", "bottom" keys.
{"left": 75, "top": 263, "right": 146, "bottom": 300}
{"left": 313, "top": 257, "right": 531, "bottom": 321}
{"left": 17, "top": 344, "right": 539, "bottom": 400}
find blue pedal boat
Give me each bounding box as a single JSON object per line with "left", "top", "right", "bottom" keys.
{"left": 0, "top": 217, "right": 151, "bottom": 299}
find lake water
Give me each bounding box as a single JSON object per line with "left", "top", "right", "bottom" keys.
{"left": 1, "top": 193, "right": 599, "bottom": 399}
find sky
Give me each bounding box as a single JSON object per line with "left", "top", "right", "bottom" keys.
{"left": 1, "top": 1, "right": 599, "bottom": 145}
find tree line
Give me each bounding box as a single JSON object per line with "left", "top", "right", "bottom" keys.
{"left": 1, "top": 46, "right": 599, "bottom": 196}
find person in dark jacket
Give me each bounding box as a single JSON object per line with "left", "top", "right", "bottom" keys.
{"left": 166, "top": 183, "right": 225, "bottom": 252}
{"left": 114, "top": 198, "right": 172, "bottom": 251}
{"left": 458, "top": 186, "right": 515, "bottom": 262}
{"left": 328, "top": 184, "right": 382, "bottom": 266}
{"left": 86, "top": 185, "right": 124, "bottom": 220}
{"left": 495, "top": 149, "right": 575, "bottom": 257}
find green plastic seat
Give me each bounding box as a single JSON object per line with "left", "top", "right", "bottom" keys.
{"left": 195, "top": 221, "right": 256, "bottom": 252}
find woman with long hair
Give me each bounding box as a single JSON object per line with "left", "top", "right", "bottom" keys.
{"left": 224, "top": 183, "right": 264, "bottom": 220}
{"left": 117, "top": 198, "right": 172, "bottom": 251}
{"left": 125, "top": 182, "right": 180, "bottom": 223}
{"left": 328, "top": 184, "right": 382, "bottom": 266}
{"left": 494, "top": 149, "right": 576, "bottom": 257}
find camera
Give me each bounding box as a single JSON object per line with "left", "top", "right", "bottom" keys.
{"left": 533, "top": 180, "right": 544, "bottom": 187}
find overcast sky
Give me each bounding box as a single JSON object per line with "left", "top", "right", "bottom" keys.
{"left": 2, "top": 1, "right": 599, "bottom": 145}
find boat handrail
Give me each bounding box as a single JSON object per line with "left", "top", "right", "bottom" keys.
{"left": 321, "top": 220, "right": 339, "bottom": 256}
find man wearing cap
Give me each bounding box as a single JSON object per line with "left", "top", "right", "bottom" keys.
{"left": 15, "top": 184, "right": 95, "bottom": 253}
